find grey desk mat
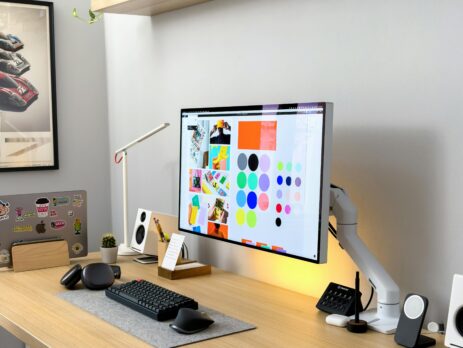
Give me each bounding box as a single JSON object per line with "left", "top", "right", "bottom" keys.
{"left": 59, "top": 289, "right": 255, "bottom": 347}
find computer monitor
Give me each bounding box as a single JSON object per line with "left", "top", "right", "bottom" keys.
{"left": 178, "top": 102, "right": 333, "bottom": 263}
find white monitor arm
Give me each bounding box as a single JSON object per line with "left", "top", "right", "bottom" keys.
{"left": 330, "top": 186, "right": 400, "bottom": 334}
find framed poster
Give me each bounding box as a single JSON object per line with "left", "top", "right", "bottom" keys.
{"left": 0, "top": 0, "right": 58, "bottom": 172}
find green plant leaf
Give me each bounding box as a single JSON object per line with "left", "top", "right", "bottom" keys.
{"left": 72, "top": 8, "right": 103, "bottom": 25}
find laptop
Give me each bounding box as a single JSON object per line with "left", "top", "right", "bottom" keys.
{"left": 0, "top": 190, "right": 88, "bottom": 267}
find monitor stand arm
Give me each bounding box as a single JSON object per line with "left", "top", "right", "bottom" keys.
{"left": 330, "top": 187, "right": 400, "bottom": 334}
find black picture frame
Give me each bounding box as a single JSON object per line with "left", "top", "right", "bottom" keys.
{"left": 0, "top": 0, "right": 58, "bottom": 172}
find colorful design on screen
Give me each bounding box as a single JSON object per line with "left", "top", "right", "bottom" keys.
{"left": 209, "top": 145, "right": 230, "bottom": 170}
{"left": 238, "top": 121, "right": 277, "bottom": 150}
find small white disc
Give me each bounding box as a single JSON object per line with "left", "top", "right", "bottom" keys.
{"left": 404, "top": 295, "right": 424, "bottom": 319}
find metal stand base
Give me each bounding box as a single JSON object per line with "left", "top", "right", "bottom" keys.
{"left": 117, "top": 243, "right": 138, "bottom": 256}
{"left": 355, "top": 308, "right": 400, "bottom": 334}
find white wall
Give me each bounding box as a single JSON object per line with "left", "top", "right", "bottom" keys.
{"left": 0, "top": 0, "right": 110, "bottom": 252}
{"left": 104, "top": 0, "right": 463, "bottom": 323}
{"left": 0, "top": 0, "right": 111, "bottom": 348}
{"left": 0, "top": 1, "right": 108, "bottom": 346}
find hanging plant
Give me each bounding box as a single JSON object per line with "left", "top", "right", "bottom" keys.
{"left": 72, "top": 8, "right": 103, "bottom": 25}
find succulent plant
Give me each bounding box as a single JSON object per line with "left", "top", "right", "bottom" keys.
{"left": 101, "top": 233, "right": 116, "bottom": 248}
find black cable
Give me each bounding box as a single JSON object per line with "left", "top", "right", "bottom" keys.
{"left": 328, "top": 222, "right": 337, "bottom": 239}
{"left": 328, "top": 229, "right": 337, "bottom": 239}
{"left": 183, "top": 243, "right": 189, "bottom": 260}
{"left": 363, "top": 286, "right": 374, "bottom": 311}
{"left": 329, "top": 222, "right": 337, "bottom": 234}
{"left": 330, "top": 183, "right": 344, "bottom": 192}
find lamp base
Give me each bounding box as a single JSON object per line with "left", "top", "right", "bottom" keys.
{"left": 117, "top": 243, "right": 138, "bottom": 256}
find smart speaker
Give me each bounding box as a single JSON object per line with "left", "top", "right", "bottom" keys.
{"left": 445, "top": 274, "right": 463, "bottom": 348}
{"left": 395, "top": 293, "right": 436, "bottom": 348}
{"left": 130, "top": 209, "right": 157, "bottom": 255}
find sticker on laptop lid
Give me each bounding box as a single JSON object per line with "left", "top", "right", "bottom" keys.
{"left": 72, "top": 194, "right": 84, "bottom": 208}
{"left": 52, "top": 196, "right": 70, "bottom": 207}
{"left": 14, "top": 225, "right": 33, "bottom": 233}
{"left": 72, "top": 242, "right": 84, "bottom": 255}
{"left": 15, "top": 207, "right": 24, "bottom": 222}
{"left": 73, "top": 218, "right": 81, "bottom": 235}
{"left": 23, "top": 211, "right": 36, "bottom": 219}
{"left": 0, "top": 200, "right": 10, "bottom": 222}
{"left": 0, "top": 249, "right": 10, "bottom": 264}
{"left": 51, "top": 220, "right": 66, "bottom": 230}
{"left": 35, "top": 198, "right": 50, "bottom": 218}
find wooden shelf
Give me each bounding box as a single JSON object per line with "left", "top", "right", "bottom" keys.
{"left": 91, "top": 0, "right": 211, "bottom": 16}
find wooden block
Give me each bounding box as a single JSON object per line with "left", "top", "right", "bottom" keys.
{"left": 157, "top": 240, "right": 181, "bottom": 266}
{"left": 12, "top": 240, "right": 70, "bottom": 272}
{"left": 157, "top": 240, "right": 168, "bottom": 265}
{"left": 158, "top": 261, "right": 211, "bottom": 280}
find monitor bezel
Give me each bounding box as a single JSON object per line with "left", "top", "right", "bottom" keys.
{"left": 178, "top": 102, "right": 332, "bottom": 264}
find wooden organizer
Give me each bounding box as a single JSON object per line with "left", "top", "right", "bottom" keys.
{"left": 12, "top": 240, "right": 70, "bottom": 272}
{"left": 157, "top": 240, "right": 211, "bottom": 279}
{"left": 158, "top": 260, "right": 211, "bottom": 280}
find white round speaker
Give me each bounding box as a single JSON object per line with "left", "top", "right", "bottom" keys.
{"left": 445, "top": 274, "right": 463, "bottom": 347}
{"left": 404, "top": 295, "right": 425, "bottom": 320}
{"left": 456, "top": 306, "right": 463, "bottom": 336}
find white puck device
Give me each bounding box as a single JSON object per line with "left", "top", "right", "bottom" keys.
{"left": 326, "top": 314, "right": 349, "bottom": 327}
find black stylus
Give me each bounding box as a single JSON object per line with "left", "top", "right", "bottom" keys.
{"left": 347, "top": 271, "right": 368, "bottom": 333}
{"left": 355, "top": 271, "right": 360, "bottom": 323}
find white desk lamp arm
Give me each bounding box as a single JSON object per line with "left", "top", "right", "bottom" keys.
{"left": 115, "top": 123, "right": 170, "bottom": 154}
{"left": 330, "top": 187, "right": 400, "bottom": 332}
{"left": 114, "top": 123, "right": 170, "bottom": 255}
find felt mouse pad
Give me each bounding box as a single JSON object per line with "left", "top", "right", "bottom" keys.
{"left": 59, "top": 289, "right": 256, "bottom": 348}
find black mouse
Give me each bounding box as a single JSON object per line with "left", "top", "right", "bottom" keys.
{"left": 170, "top": 308, "right": 214, "bottom": 334}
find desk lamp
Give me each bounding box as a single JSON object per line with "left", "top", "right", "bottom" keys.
{"left": 114, "top": 123, "right": 170, "bottom": 255}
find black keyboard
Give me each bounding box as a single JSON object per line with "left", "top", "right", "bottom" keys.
{"left": 105, "top": 279, "right": 198, "bottom": 321}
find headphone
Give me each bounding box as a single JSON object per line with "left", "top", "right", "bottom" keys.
{"left": 60, "top": 263, "right": 121, "bottom": 290}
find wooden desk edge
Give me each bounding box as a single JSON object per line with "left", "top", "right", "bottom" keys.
{"left": 0, "top": 311, "right": 47, "bottom": 348}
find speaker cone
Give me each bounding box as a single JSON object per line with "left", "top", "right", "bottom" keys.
{"left": 135, "top": 225, "right": 145, "bottom": 244}
{"left": 140, "top": 212, "right": 146, "bottom": 223}
{"left": 456, "top": 307, "right": 463, "bottom": 336}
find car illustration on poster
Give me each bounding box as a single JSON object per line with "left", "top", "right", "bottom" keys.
{"left": 0, "top": 32, "right": 24, "bottom": 52}
{"left": 0, "top": 72, "right": 38, "bottom": 111}
{"left": 0, "top": 49, "right": 30, "bottom": 76}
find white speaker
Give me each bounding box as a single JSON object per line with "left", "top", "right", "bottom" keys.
{"left": 130, "top": 209, "right": 157, "bottom": 255}
{"left": 445, "top": 274, "right": 463, "bottom": 348}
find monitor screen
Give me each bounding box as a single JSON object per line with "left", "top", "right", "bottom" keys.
{"left": 178, "top": 102, "right": 332, "bottom": 263}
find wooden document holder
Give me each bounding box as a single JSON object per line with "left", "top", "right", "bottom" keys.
{"left": 12, "top": 240, "right": 70, "bottom": 272}
{"left": 157, "top": 240, "right": 211, "bottom": 280}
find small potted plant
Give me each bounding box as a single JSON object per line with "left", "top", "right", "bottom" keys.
{"left": 100, "top": 233, "right": 118, "bottom": 264}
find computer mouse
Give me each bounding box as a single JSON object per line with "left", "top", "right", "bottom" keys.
{"left": 169, "top": 308, "right": 214, "bottom": 334}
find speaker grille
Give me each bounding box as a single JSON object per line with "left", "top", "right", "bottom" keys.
{"left": 135, "top": 225, "right": 145, "bottom": 245}
{"left": 456, "top": 307, "right": 463, "bottom": 337}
